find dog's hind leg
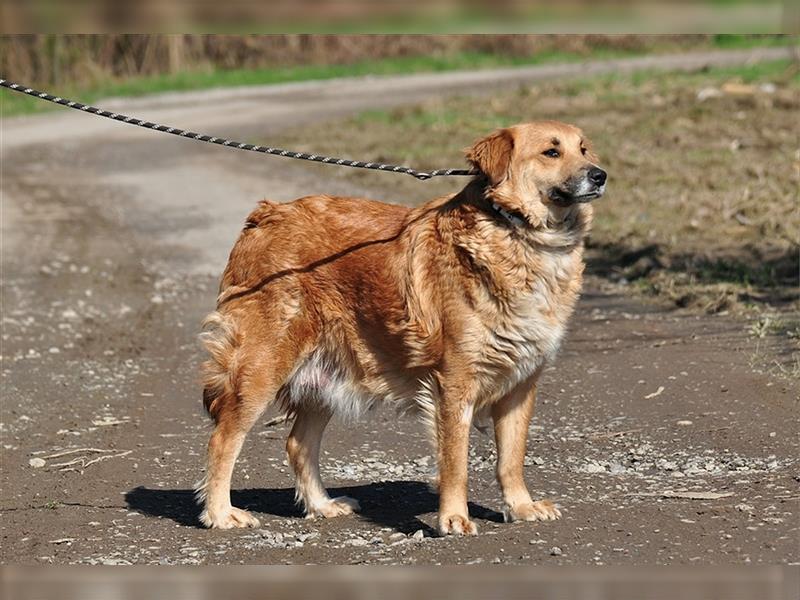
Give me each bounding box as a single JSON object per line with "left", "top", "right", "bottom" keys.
{"left": 197, "top": 398, "right": 265, "bottom": 529}
{"left": 196, "top": 312, "right": 296, "bottom": 529}
{"left": 286, "top": 407, "right": 360, "bottom": 518}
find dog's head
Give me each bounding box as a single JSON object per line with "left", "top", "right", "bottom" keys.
{"left": 466, "top": 121, "right": 606, "bottom": 224}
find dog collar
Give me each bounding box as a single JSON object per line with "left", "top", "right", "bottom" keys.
{"left": 492, "top": 203, "right": 526, "bottom": 227}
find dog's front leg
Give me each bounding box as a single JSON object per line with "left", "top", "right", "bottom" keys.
{"left": 436, "top": 379, "right": 478, "bottom": 536}
{"left": 491, "top": 374, "right": 561, "bottom": 523}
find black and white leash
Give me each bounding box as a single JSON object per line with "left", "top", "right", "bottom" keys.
{"left": 0, "top": 78, "right": 477, "bottom": 181}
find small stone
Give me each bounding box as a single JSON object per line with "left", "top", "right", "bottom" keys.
{"left": 608, "top": 462, "right": 627, "bottom": 475}
{"left": 697, "top": 87, "right": 722, "bottom": 102}
{"left": 676, "top": 420, "right": 693, "bottom": 426}
{"left": 29, "top": 458, "right": 46, "bottom": 468}
{"left": 348, "top": 537, "right": 368, "bottom": 547}
{"left": 388, "top": 532, "right": 406, "bottom": 542}
{"left": 768, "top": 432, "right": 776, "bottom": 438}
{"left": 411, "top": 529, "right": 425, "bottom": 540}
{"left": 550, "top": 546, "right": 563, "bottom": 556}
{"left": 583, "top": 462, "right": 606, "bottom": 474}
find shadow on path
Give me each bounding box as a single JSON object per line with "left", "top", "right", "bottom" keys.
{"left": 125, "top": 481, "right": 502, "bottom": 534}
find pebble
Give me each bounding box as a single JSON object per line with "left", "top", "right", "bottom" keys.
{"left": 550, "top": 546, "right": 563, "bottom": 556}
{"left": 583, "top": 461, "right": 606, "bottom": 474}
{"left": 388, "top": 532, "right": 406, "bottom": 542}
{"left": 676, "top": 420, "right": 693, "bottom": 426}
{"left": 411, "top": 530, "right": 425, "bottom": 541}
{"left": 29, "top": 458, "right": 46, "bottom": 468}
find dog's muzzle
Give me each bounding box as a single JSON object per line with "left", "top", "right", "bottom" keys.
{"left": 549, "top": 168, "right": 608, "bottom": 205}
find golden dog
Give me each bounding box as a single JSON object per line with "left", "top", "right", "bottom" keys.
{"left": 196, "top": 121, "right": 607, "bottom": 535}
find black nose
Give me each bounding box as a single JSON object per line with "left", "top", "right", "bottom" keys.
{"left": 588, "top": 167, "right": 607, "bottom": 186}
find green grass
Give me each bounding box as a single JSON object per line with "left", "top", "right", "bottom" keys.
{"left": 712, "top": 33, "right": 795, "bottom": 49}
{"left": 2, "top": 35, "right": 795, "bottom": 118}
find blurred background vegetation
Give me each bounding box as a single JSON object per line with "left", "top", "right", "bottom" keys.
{"left": 0, "top": 34, "right": 793, "bottom": 116}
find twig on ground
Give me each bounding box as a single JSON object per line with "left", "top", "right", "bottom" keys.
{"left": 585, "top": 428, "right": 643, "bottom": 440}
{"left": 42, "top": 448, "right": 115, "bottom": 459}
{"left": 626, "top": 490, "right": 734, "bottom": 500}
{"left": 644, "top": 386, "right": 665, "bottom": 399}
{"left": 56, "top": 450, "right": 133, "bottom": 473}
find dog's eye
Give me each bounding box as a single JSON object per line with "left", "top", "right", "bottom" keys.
{"left": 542, "top": 148, "right": 560, "bottom": 158}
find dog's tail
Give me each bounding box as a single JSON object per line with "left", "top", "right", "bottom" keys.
{"left": 199, "top": 311, "right": 241, "bottom": 421}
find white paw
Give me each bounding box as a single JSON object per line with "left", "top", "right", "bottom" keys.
{"left": 438, "top": 513, "right": 478, "bottom": 536}
{"left": 306, "top": 496, "right": 360, "bottom": 519}
{"left": 503, "top": 499, "right": 562, "bottom": 523}
{"left": 200, "top": 506, "right": 261, "bottom": 529}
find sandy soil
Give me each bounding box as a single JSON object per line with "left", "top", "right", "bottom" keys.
{"left": 1, "top": 48, "right": 797, "bottom": 565}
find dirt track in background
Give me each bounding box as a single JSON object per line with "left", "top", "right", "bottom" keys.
{"left": 1, "top": 48, "right": 797, "bottom": 565}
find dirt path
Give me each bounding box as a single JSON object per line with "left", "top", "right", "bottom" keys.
{"left": 1, "top": 47, "right": 797, "bottom": 565}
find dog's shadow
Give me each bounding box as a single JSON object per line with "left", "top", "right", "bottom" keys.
{"left": 125, "top": 481, "right": 502, "bottom": 534}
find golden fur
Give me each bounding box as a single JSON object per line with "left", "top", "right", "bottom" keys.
{"left": 196, "top": 121, "right": 606, "bottom": 535}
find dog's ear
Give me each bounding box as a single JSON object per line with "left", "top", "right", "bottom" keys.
{"left": 465, "top": 128, "right": 514, "bottom": 183}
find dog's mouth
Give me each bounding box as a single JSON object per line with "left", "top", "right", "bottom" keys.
{"left": 548, "top": 185, "right": 605, "bottom": 206}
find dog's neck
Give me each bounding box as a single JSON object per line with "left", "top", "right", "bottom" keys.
{"left": 420, "top": 179, "right": 589, "bottom": 306}
{"left": 453, "top": 178, "right": 592, "bottom": 250}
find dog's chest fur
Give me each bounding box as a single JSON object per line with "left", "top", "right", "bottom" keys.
{"left": 456, "top": 221, "right": 585, "bottom": 400}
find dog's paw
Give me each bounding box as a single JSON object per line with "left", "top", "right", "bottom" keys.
{"left": 200, "top": 506, "right": 261, "bottom": 529}
{"left": 503, "top": 499, "right": 561, "bottom": 523}
{"left": 306, "top": 496, "right": 360, "bottom": 519}
{"left": 438, "top": 513, "right": 478, "bottom": 536}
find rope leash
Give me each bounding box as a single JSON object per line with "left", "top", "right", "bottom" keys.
{"left": 0, "top": 78, "right": 477, "bottom": 181}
